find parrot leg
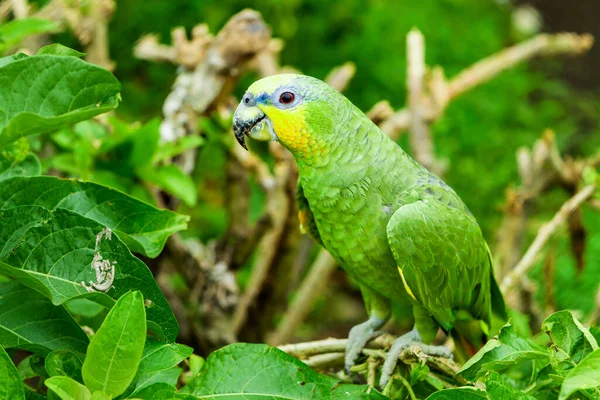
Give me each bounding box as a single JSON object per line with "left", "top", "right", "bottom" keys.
{"left": 379, "top": 327, "right": 453, "bottom": 388}
{"left": 345, "top": 315, "right": 387, "bottom": 373}
{"left": 345, "top": 284, "right": 391, "bottom": 374}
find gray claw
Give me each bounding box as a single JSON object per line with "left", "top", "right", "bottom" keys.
{"left": 379, "top": 328, "right": 452, "bottom": 389}
{"left": 344, "top": 316, "right": 386, "bottom": 374}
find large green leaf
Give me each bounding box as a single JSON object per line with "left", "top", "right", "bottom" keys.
{"left": 542, "top": 310, "right": 598, "bottom": 375}
{"left": 0, "top": 345, "right": 25, "bottom": 400}
{"left": 181, "top": 343, "right": 387, "bottom": 399}
{"left": 0, "top": 18, "right": 61, "bottom": 53}
{"left": 558, "top": 348, "right": 600, "bottom": 400}
{"left": 36, "top": 44, "right": 85, "bottom": 58}
{"left": 0, "top": 176, "right": 187, "bottom": 257}
{"left": 0, "top": 154, "right": 40, "bottom": 182}
{"left": 138, "top": 164, "right": 197, "bottom": 207}
{"left": 0, "top": 281, "right": 88, "bottom": 355}
{"left": 45, "top": 376, "right": 91, "bottom": 400}
{"left": 0, "top": 206, "right": 178, "bottom": 341}
{"left": 133, "top": 338, "right": 192, "bottom": 390}
{"left": 127, "top": 382, "right": 176, "bottom": 400}
{"left": 485, "top": 372, "right": 536, "bottom": 400}
{"left": 425, "top": 387, "right": 487, "bottom": 400}
{"left": 458, "top": 323, "right": 549, "bottom": 382}
{"left": 0, "top": 54, "right": 120, "bottom": 146}
{"left": 82, "top": 291, "right": 146, "bottom": 397}
{"left": 45, "top": 350, "right": 84, "bottom": 382}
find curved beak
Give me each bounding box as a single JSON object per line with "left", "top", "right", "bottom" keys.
{"left": 233, "top": 103, "right": 276, "bottom": 150}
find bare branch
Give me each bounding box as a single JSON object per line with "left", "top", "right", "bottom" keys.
{"left": 501, "top": 184, "right": 596, "bottom": 294}
{"left": 406, "top": 28, "right": 435, "bottom": 171}
{"left": 325, "top": 61, "right": 356, "bottom": 92}
{"left": 267, "top": 250, "right": 337, "bottom": 346}
{"left": 448, "top": 33, "right": 594, "bottom": 101}
{"left": 278, "top": 334, "right": 464, "bottom": 385}
{"left": 232, "top": 162, "right": 293, "bottom": 335}
{"left": 377, "top": 32, "right": 594, "bottom": 139}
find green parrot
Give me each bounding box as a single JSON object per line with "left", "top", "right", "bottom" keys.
{"left": 233, "top": 74, "right": 506, "bottom": 387}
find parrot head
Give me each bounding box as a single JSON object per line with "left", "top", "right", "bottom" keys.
{"left": 233, "top": 74, "right": 345, "bottom": 162}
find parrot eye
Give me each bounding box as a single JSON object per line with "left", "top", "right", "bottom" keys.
{"left": 279, "top": 92, "right": 295, "bottom": 104}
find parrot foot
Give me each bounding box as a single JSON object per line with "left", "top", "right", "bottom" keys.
{"left": 379, "top": 328, "right": 453, "bottom": 389}
{"left": 345, "top": 316, "right": 387, "bottom": 375}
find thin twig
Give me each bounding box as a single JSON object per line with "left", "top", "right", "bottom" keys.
{"left": 448, "top": 33, "right": 594, "bottom": 101}
{"left": 232, "top": 162, "right": 292, "bottom": 335}
{"left": 279, "top": 334, "right": 464, "bottom": 385}
{"left": 325, "top": 62, "right": 356, "bottom": 92}
{"left": 267, "top": 250, "right": 338, "bottom": 346}
{"left": 377, "top": 32, "right": 594, "bottom": 139}
{"left": 406, "top": 28, "right": 435, "bottom": 171}
{"left": 501, "top": 184, "right": 596, "bottom": 294}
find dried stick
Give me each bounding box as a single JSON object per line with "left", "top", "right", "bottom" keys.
{"left": 279, "top": 335, "right": 465, "bottom": 385}
{"left": 10, "top": 0, "right": 29, "bottom": 18}
{"left": 325, "top": 61, "right": 356, "bottom": 92}
{"left": 85, "top": 0, "right": 115, "bottom": 71}
{"left": 406, "top": 28, "right": 437, "bottom": 172}
{"left": 231, "top": 162, "right": 292, "bottom": 335}
{"left": 377, "top": 32, "right": 594, "bottom": 139}
{"left": 501, "top": 184, "right": 596, "bottom": 294}
{"left": 447, "top": 33, "right": 593, "bottom": 101}
{"left": 267, "top": 249, "right": 337, "bottom": 346}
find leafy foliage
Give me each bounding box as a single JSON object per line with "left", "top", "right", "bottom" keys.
{"left": 0, "top": 346, "right": 25, "bottom": 400}
{"left": 0, "top": 281, "right": 88, "bottom": 355}
{"left": 182, "top": 344, "right": 386, "bottom": 399}
{"left": 1, "top": 6, "right": 599, "bottom": 399}
{"left": 0, "top": 52, "right": 120, "bottom": 147}
{"left": 0, "top": 176, "right": 188, "bottom": 257}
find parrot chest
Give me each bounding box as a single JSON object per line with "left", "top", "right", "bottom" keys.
{"left": 301, "top": 177, "right": 404, "bottom": 293}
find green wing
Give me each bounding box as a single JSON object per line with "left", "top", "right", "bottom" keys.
{"left": 296, "top": 182, "right": 323, "bottom": 246}
{"left": 386, "top": 197, "right": 495, "bottom": 342}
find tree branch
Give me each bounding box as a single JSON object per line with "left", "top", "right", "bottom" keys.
{"left": 376, "top": 32, "right": 594, "bottom": 139}
{"left": 501, "top": 184, "right": 596, "bottom": 294}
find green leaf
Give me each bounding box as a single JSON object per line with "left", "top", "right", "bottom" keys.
{"left": 138, "top": 164, "right": 197, "bottom": 207}
{"left": 0, "top": 18, "right": 61, "bottom": 52}
{"left": 0, "top": 54, "right": 120, "bottom": 147}
{"left": 181, "top": 354, "right": 204, "bottom": 385}
{"left": 0, "top": 206, "right": 178, "bottom": 341}
{"left": 45, "top": 376, "right": 91, "bottom": 400}
{"left": 45, "top": 350, "right": 83, "bottom": 382}
{"left": 36, "top": 44, "right": 85, "bottom": 58}
{"left": 0, "top": 281, "right": 88, "bottom": 355}
{"left": 181, "top": 343, "right": 387, "bottom": 399}
{"left": 65, "top": 298, "right": 106, "bottom": 319}
{"left": 134, "top": 366, "right": 181, "bottom": 391}
{"left": 0, "top": 345, "right": 25, "bottom": 400}
{"left": 17, "top": 354, "right": 46, "bottom": 381}
{"left": 82, "top": 291, "right": 146, "bottom": 397}
{"left": 125, "top": 119, "right": 160, "bottom": 168}
{"left": 485, "top": 371, "right": 536, "bottom": 400}
{"left": 0, "top": 154, "right": 41, "bottom": 182}
{"left": 425, "top": 387, "right": 487, "bottom": 400}
{"left": 133, "top": 338, "right": 192, "bottom": 390}
{"left": 559, "top": 348, "right": 600, "bottom": 400}
{"left": 91, "top": 392, "right": 111, "bottom": 400}
{"left": 127, "top": 382, "right": 176, "bottom": 400}
{"left": 542, "top": 310, "right": 598, "bottom": 375}
{"left": 153, "top": 135, "right": 204, "bottom": 164}
{"left": 458, "top": 323, "right": 549, "bottom": 381}
{"left": 0, "top": 176, "right": 188, "bottom": 257}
